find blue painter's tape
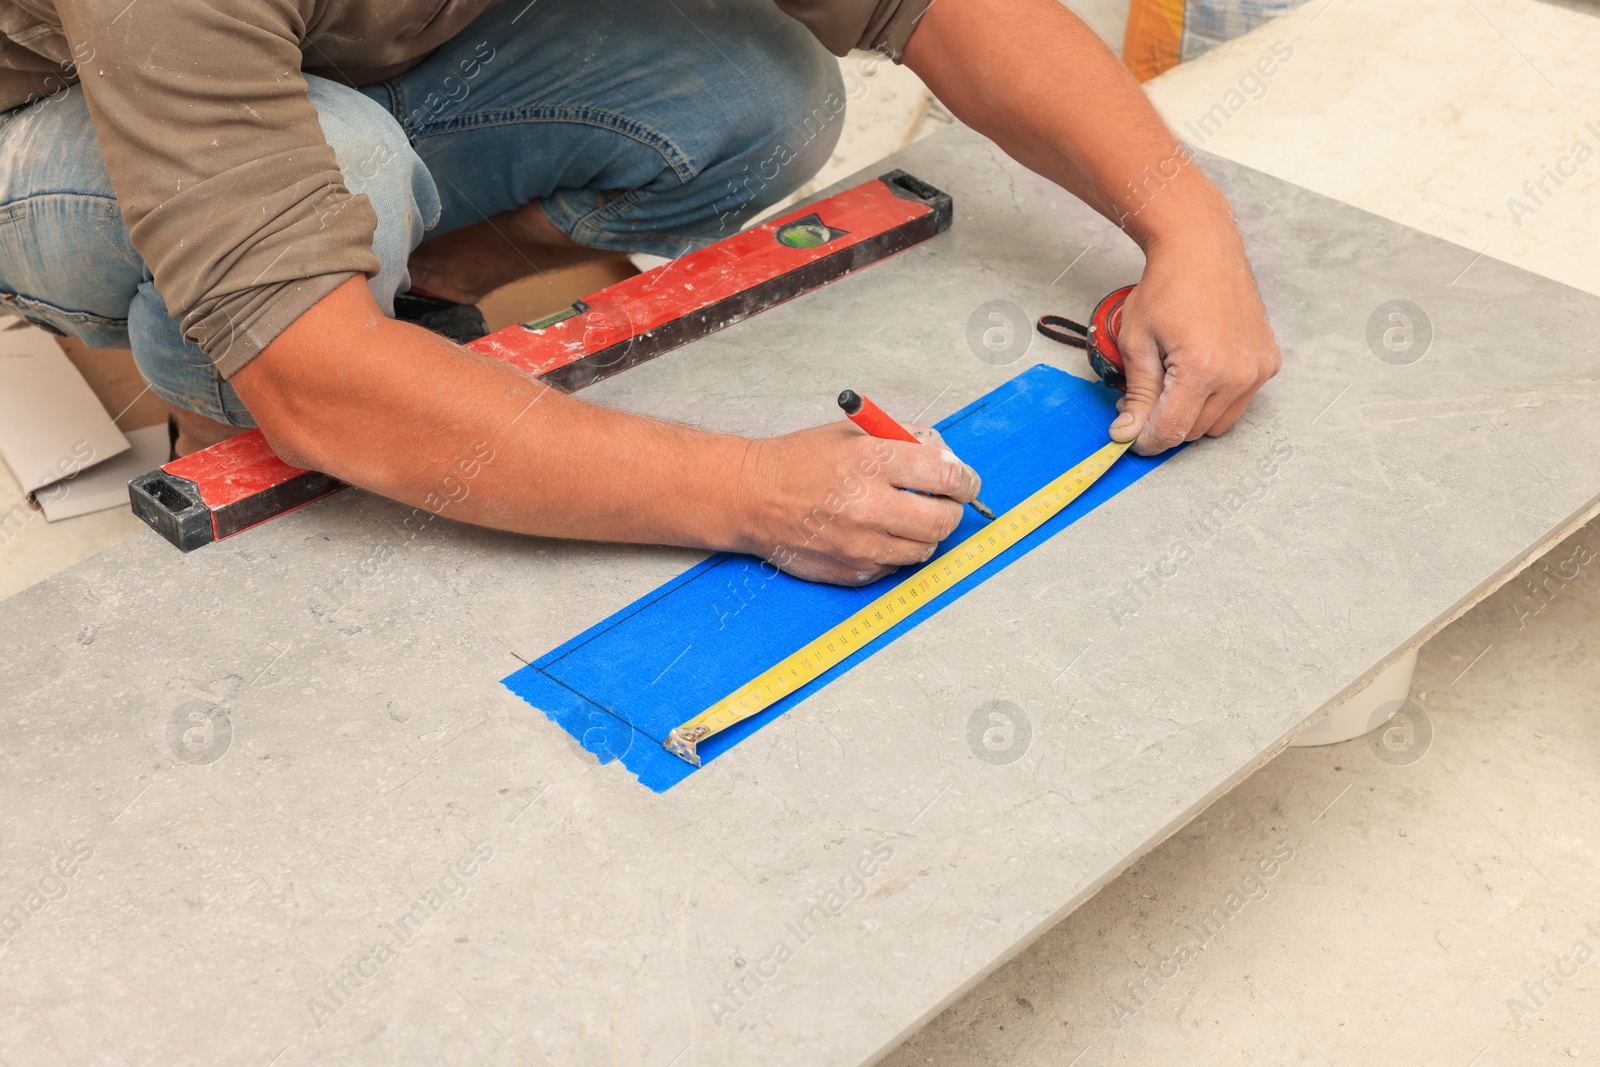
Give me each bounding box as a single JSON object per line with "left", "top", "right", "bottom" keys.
{"left": 502, "top": 364, "right": 1178, "bottom": 791}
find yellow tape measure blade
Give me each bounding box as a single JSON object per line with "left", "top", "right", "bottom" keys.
{"left": 663, "top": 439, "right": 1131, "bottom": 766}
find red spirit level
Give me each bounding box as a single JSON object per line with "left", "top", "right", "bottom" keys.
{"left": 130, "top": 170, "right": 954, "bottom": 552}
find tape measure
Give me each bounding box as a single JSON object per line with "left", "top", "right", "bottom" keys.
{"left": 663, "top": 439, "right": 1132, "bottom": 766}
{"left": 1037, "top": 284, "right": 1135, "bottom": 392}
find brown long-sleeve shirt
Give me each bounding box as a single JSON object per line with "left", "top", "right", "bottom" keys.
{"left": 0, "top": 0, "right": 929, "bottom": 376}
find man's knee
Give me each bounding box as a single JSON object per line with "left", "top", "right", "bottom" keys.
{"left": 764, "top": 48, "right": 850, "bottom": 174}
{"left": 757, "top": 56, "right": 848, "bottom": 193}
{"left": 303, "top": 78, "right": 440, "bottom": 308}
{"left": 698, "top": 28, "right": 847, "bottom": 233}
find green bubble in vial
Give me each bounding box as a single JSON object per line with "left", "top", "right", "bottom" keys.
{"left": 777, "top": 222, "right": 830, "bottom": 248}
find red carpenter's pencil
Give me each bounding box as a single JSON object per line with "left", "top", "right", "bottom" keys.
{"left": 836, "top": 390, "right": 995, "bottom": 521}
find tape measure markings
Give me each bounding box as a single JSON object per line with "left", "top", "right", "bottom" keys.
{"left": 663, "top": 439, "right": 1132, "bottom": 766}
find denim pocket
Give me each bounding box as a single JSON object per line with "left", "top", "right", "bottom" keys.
{"left": 0, "top": 194, "right": 140, "bottom": 349}
{"left": 0, "top": 289, "right": 130, "bottom": 347}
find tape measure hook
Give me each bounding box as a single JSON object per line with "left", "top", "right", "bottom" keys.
{"left": 664, "top": 725, "right": 710, "bottom": 767}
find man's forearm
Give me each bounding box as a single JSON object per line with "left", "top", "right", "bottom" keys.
{"left": 903, "top": 0, "right": 1281, "bottom": 457}
{"left": 234, "top": 278, "right": 756, "bottom": 550}
{"left": 233, "top": 278, "right": 986, "bottom": 585}
{"left": 903, "top": 0, "right": 1233, "bottom": 251}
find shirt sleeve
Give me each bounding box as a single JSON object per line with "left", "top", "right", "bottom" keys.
{"left": 773, "top": 0, "right": 934, "bottom": 59}
{"left": 56, "top": 0, "right": 380, "bottom": 378}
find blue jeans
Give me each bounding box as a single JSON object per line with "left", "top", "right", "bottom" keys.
{"left": 0, "top": 0, "right": 843, "bottom": 425}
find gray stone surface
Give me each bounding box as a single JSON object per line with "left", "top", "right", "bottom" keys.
{"left": 875, "top": 519, "right": 1600, "bottom": 1067}
{"left": 2, "top": 126, "right": 1598, "bottom": 1066}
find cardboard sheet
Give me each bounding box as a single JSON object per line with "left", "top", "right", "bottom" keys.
{"left": 503, "top": 365, "right": 1179, "bottom": 791}
{"left": 35, "top": 423, "right": 169, "bottom": 521}
{"left": 0, "top": 322, "right": 129, "bottom": 492}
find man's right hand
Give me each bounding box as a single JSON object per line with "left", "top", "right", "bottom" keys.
{"left": 233, "top": 277, "right": 979, "bottom": 587}
{"left": 739, "top": 422, "right": 980, "bottom": 586}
